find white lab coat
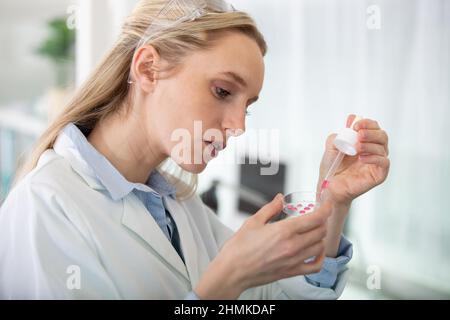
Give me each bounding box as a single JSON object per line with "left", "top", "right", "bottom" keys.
{"left": 0, "top": 134, "right": 349, "bottom": 299}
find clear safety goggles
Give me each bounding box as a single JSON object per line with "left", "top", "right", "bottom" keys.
{"left": 129, "top": 0, "right": 236, "bottom": 84}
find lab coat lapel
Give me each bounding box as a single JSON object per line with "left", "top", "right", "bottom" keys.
{"left": 54, "top": 128, "right": 192, "bottom": 285}
{"left": 164, "top": 196, "right": 202, "bottom": 287}
{"left": 121, "top": 195, "right": 190, "bottom": 282}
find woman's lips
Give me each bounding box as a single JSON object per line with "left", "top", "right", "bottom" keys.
{"left": 203, "top": 140, "right": 223, "bottom": 158}
{"left": 211, "top": 146, "right": 217, "bottom": 158}
{"left": 205, "top": 140, "right": 226, "bottom": 150}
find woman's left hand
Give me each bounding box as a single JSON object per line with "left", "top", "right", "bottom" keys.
{"left": 317, "top": 115, "right": 390, "bottom": 210}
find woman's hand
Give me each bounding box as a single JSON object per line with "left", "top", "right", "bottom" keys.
{"left": 195, "top": 194, "right": 333, "bottom": 299}
{"left": 317, "top": 115, "right": 390, "bottom": 209}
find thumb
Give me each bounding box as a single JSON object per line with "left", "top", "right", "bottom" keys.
{"left": 254, "top": 193, "right": 284, "bottom": 224}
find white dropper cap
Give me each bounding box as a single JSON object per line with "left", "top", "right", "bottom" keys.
{"left": 333, "top": 116, "right": 363, "bottom": 156}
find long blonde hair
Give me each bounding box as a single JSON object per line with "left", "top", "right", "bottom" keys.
{"left": 14, "top": 0, "right": 267, "bottom": 200}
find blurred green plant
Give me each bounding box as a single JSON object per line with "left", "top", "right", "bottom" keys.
{"left": 36, "top": 18, "right": 75, "bottom": 87}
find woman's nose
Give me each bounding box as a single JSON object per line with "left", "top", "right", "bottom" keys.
{"left": 223, "top": 107, "right": 246, "bottom": 138}
{"left": 226, "top": 128, "right": 245, "bottom": 138}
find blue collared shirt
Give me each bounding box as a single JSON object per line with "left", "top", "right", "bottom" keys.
{"left": 59, "top": 123, "right": 353, "bottom": 299}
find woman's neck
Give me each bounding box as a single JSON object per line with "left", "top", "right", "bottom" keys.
{"left": 87, "top": 110, "right": 166, "bottom": 184}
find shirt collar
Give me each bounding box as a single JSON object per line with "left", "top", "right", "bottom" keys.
{"left": 54, "top": 123, "right": 177, "bottom": 201}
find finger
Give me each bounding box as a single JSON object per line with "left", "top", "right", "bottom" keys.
{"left": 359, "top": 155, "right": 390, "bottom": 168}
{"left": 358, "top": 129, "right": 388, "bottom": 146}
{"left": 354, "top": 118, "right": 380, "bottom": 131}
{"left": 313, "top": 200, "right": 333, "bottom": 220}
{"left": 356, "top": 142, "right": 387, "bottom": 157}
{"left": 283, "top": 201, "right": 332, "bottom": 234}
{"left": 253, "top": 193, "right": 284, "bottom": 224}
{"left": 358, "top": 129, "right": 389, "bottom": 156}
{"left": 346, "top": 114, "right": 357, "bottom": 128}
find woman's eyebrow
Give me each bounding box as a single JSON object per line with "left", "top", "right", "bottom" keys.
{"left": 219, "top": 71, "right": 248, "bottom": 88}
{"left": 219, "top": 71, "right": 259, "bottom": 103}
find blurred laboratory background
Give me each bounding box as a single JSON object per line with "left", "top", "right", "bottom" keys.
{"left": 0, "top": 0, "right": 449, "bottom": 299}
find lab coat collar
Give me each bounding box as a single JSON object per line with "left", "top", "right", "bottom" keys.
{"left": 53, "top": 123, "right": 177, "bottom": 201}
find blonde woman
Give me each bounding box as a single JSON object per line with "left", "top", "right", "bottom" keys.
{"left": 0, "top": 0, "right": 389, "bottom": 299}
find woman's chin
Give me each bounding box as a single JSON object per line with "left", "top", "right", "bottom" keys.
{"left": 170, "top": 149, "right": 216, "bottom": 173}
{"left": 178, "top": 163, "right": 208, "bottom": 174}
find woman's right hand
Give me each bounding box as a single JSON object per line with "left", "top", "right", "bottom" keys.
{"left": 194, "top": 193, "right": 332, "bottom": 299}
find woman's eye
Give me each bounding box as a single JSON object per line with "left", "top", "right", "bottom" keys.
{"left": 214, "top": 87, "right": 231, "bottom": 99}
{"left": 212, "top": 85, "right": 251, "bottom": 117}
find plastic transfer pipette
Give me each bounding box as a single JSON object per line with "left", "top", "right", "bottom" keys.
{"left": 319, "top": 116, "right": 363, "bottom": 200}
{"left": 320, "top": 151, "right": 345, "bottom": 195}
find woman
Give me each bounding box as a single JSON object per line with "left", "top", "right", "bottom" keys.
{"left": 0, "top": 0, "right": 390, "bottom": 299}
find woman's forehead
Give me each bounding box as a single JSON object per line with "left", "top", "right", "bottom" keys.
{"left": 181, "top": 32, "right": 265, "bottom": 89}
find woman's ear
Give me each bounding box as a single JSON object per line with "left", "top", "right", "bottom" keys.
{"left": 130, "top": 45, "right": 161, "bottom": 93}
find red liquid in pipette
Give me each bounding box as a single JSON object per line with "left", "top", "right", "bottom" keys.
{"left": 320, "top": 179, "right": 329, "bottom": 191}
{"left": 318, "top": 179, "right": 330, "bottom": 202}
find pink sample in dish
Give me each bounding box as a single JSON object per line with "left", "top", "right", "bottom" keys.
{"left": 282, "top": 191, "right": 318, "bottom": 217}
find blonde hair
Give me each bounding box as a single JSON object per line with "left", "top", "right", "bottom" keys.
{"left": 14, "top": 0, "right": 267, "bottom": 200}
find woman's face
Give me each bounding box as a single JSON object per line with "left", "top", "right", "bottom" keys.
{"left": 137, "top": 30, "right": 265, "bottom": 173}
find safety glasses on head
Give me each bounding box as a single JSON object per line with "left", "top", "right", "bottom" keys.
{"left": 128, "top": 0, "right": 236, "bottom": 84}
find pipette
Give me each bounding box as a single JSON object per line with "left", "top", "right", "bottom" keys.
{"left": 319, "top": 116, "right": 362, "bottom": 200}
{"left": 320, "top": 152, "right": 345, "bottom": 192}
